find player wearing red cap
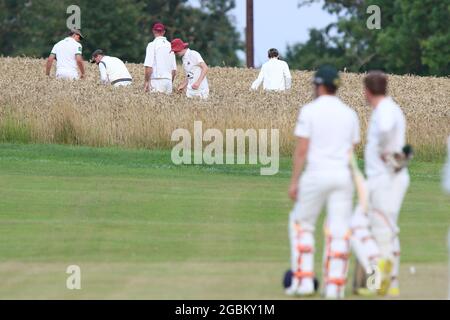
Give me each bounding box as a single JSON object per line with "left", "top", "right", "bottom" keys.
{"left": 144, "top": 22, "right": 177, "bottom": 94}
{"left": 171, "top": 38, "right": 209, "bottom": 100}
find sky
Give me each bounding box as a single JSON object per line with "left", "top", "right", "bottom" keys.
{"left": 188, "top": 0, "right": 335, "bottom": 66}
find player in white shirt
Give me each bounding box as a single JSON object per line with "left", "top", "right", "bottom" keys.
{"left": 251, "top": 48, "right": 292, "bottom": 91}
{"left": 443, "top": 136, "right": 450, "bottom": 194}
{"left": 171, "top": 38, "right": 209, "bottom": 100}
{"left": 359, "top": 71, "right": 411, "bottom": 297}
{"left": 46, "top": 29, "right": 85, "bottom": 80}
{"left": 90, "top": 50, "right": 132, "bottom": 87}
{"left": 144, "top": 23, "right": 177, "bottom": 94}
{"left": 285, "top": 65, "right": 360, "bottom": 299}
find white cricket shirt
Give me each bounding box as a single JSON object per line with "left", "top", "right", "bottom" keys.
{"left": 98, "top": 56, "right": 132, "bottom": 84}
{"left": 295, "top": 95, "right": 360, "bottom": 172}
{"left": 364, "top": 97, "right": 407, "bottom": 178}
{"left": 182, "top": 49, "right": 209, "bottom": 91}
{"left": 50, "top": 37, "right": 82, "bottom": 77}
{"left": 251, "top": 58, "right": 292, "bottom": 91}
{"left": 443, "top": 136, "right": 450, "bottom": 194}
{"left": 144, "top": 36, "right": 177, "bottom": 80}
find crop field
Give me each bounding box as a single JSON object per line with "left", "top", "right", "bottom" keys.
{"left": 0, "top": 57, "right": 449, "bottom": 159}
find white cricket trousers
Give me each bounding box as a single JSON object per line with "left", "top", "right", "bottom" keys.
{"left": 150, "top": 78, "right": 173, "bottom": 94}
{"left": 56, "top": 71, "right": 79, "bottom": 80}
{"left": 113, "top": 81, "right": 132, "bottom": 87}
{"left": 289, "top": 169, "right": 354, "bottom": 298}
{"left": 186, "top": 84, "right": 209, "bottom": 100}
{"left": 367, "top": 169, "right": 409, "bottom": 262}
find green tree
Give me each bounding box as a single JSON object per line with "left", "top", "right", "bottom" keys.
{"left": 288, "top": 0, "right": 450, "bottom": 76}
{"left": 0, "top": 0, "right": 243, "bottom": 66}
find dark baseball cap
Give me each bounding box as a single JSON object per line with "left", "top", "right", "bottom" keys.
{"left": 69, "top": 28, "right": 85, "bottom": 39}
{"left": 313, "top": 65, "right": 341, "bottom": 87}
{"left": 90, "top": 49, "right": 105, "bottom": 63}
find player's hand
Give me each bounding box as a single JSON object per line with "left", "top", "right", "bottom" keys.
{"left": 177, "top": 85, "right": 185, "bottom": 92}
{"left": 144, "top": 81, "right": 151, "bottom": 92}
{"left": 288, "top": 182, "right": 298, "bottom": 201}
{"left": 191, "top": 81, "right": 200, "bottom": 90}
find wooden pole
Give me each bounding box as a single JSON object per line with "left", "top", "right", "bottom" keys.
{"left": 246, "top": 0, "right": 254, "bottom": 68}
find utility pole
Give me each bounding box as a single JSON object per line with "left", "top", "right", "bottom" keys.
{"left": 246, "top": 0, "right": 254, "bottom": 68}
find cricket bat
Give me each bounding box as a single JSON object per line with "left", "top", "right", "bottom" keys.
{"left": 350, "top": 152, "right": 368, "bottom": 214}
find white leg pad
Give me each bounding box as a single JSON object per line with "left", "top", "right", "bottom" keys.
{"left": 324, "top": 233, "right": 350, "bottom": 299}
{"left": 288, "top": 213, "right": 315, "bottom": 294}
{"left": 351, "top": 206, "right": 380, "bottom": 273}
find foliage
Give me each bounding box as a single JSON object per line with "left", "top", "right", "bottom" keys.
{"left": 0, "top": 0, "right": 243, "bottom": 66}
{"left": 288, "top": 0, "right": 450, "bottom": 76}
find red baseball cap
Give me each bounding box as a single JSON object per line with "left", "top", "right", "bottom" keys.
{"left": 171, "top": 38, "right": 189, "bottom": 53}
{"left": 152, "top": 22, "right": 165, "bottom": 32}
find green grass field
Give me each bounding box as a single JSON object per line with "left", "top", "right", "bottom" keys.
{"left": 0, "top": 143, "right": 448, "bottom": 299}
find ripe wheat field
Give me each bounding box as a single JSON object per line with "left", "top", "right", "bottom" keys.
{"left": 0, "top": 57, "right": 448, "bottom": 159}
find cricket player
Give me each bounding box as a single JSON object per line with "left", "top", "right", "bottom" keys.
{"left": 251, "top": 48, "right": 292, "bottom": 91}
{"left": 46, "top": 29, "right": 85, "bottom": 80}
{"left": 143, "top": 22, "right": 177, "bottom": 94}
{"left": 443, "top": 136, "right": 450, "bottom": 299}
{"left": 171, "top": 38, "right": 209, "bottom": 100}
{"left": 90, "top": 49, "right": 132, "bottom": 87}
{"left": 360, "top": 71, "right": 411, "bottom": 297}
{"left": 443, "top": 136, "right": 450, "bottom": 194}
{"left": 286, "top": 65, "right": 360, "bottom": 299}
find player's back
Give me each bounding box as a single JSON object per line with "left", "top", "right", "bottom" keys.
{"left": 52, "top": 37, "right": 80, "bottom": 75}
{"left": 101, "top": 56, "right": 132, "bottom": 81}
{"left": 147, "top": 37, "right": 175, "bottom": 80}
{"left": 296, "top": 95, "right": 360, "bottom": 172}
{"left": 262, "top": 59, "right": 289, "bottom": 90}
{"left": 365, "top": 97, "right": 406, "bottom": 177}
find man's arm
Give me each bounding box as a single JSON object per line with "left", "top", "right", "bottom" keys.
{"left": 288, "top": 137, "right": 309, "bottom": 201}
{"left": 99, "top": 62, "right": 109, "bottom": 84}
{"left": 251, "top": 66, "right": 264, "bottom": 90}
{"left": 177, "top": 78, "right": 188, "bottom": 92}
{"left": 143, "top": 43, "right": 154, "bottom": 92}
{"left": 191, "top": 62, "right": 208, "bottom": 90}
{"left": 284, "top": 63, "right": 292, "bottom": 90}
{"left": 172, "top": 70, "right": 177, "bottom": 82}
{"left": 76, "top": 54, "right": 85, "bottom": 79}
{"left": 171, "top": 52, "right": 177, "bottom": 82}
{"left": 144, "top": 66, "right": 153, "bottom": 92}
{"left": 46, "top": 54, "right": 56, "bottom": 76}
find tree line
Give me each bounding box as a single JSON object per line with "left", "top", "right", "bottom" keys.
{"left": 0, "top": 0, "right": 448, "bottom": 76}
{"left": 287, "top": 0, "right": 450, "bottom": 76}
{"left": 0, "top": 0, "right": 242, "bottom": 67}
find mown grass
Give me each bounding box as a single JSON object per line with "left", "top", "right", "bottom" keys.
{"left": 0, "top": 143, "right": 447, "bottom": 299}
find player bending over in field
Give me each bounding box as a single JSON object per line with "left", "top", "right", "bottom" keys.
{"left": 171, "top": 38, "right": 209, "bottom": 100}
{"left": 251, "top": 48, "right": 292, "bottom": 92}
{"left": 46, "top": 29, "right": 85, "bottom": 80}
{"left": 90, "top": 49, "right": 132, "bottom": 87}
{"left": 286, "top": 65, "right": 360, "bottom": 299}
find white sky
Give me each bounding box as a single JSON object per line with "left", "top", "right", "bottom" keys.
{"left": 188, "top": 0, "right": 335, "bottom": 66}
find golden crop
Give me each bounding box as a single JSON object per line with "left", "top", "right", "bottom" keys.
{"left": 0, "top": 57, "right": 448, "bottom": 159}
